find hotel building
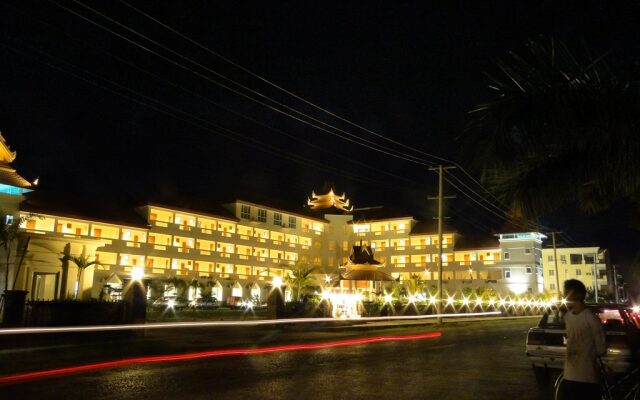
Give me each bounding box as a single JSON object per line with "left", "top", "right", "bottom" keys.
{"left": 0, "top": 135, "right": 611, "bottom": 303}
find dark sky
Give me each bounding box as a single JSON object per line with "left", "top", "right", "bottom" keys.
{"left": 1, "top": 1, "right": 640, "bottom": 279}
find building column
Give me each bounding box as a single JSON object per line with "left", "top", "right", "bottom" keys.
{"left": 59, "top": 243, "right": 71, "bottom": 299}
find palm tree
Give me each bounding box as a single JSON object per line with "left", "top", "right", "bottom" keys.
{"left": 285, "top": 261, "right": 319, "bottom": 301}
{"left": 163, "top": 277, "right": 187, "bottom": 298}
{"left": 1, "top": 212, "right": 30, "bottom": 292}
{"left": 464, "top": 37, "right": 640, "bottom": 219}
{"left": 407, "top": 273, "right": 425, "bottom": 295}
{"left": 63, "top": 255, "right": 100, "bottom": 299}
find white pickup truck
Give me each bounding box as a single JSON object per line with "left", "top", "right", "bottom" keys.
{"left": 525, "top": 304, "right": 640, "bottom": 375}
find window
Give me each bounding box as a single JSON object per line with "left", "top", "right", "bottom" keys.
{"left": 503, "top": 251, "right": 510, "bottom": 260}
{"left": 576, "top": 269, "right": 582, "bottom": 276}
{"left": 550, "top": 283, "right": 556, "bottom": 290}
{"left": 288, "top": 216, "right": 297, "bottom": 229}
{"left": 549, "top": 269, "right": 555, "bottom": 276}
{"left": 525, "top": 266, "right": 532, "bottom": 274}
{"left": 274, "top": 212, "right": 282, "bottom": 226}
{"left": 5, "top": 215, "right": 14, "bottom": 224}
{"left": 257, "top": 208, "right": 267, "bottom": 223}
{"left": 584, "top": 254, "right": 595, "bottom": 264}
{"left": 525, "top": 248, "right": 531, "bottom": 255}
{"left": 570, "top": 254, "right": 582, "bottom": 264}
{"left": 548, "top": 255, "right": 554, "bottom": 262}
{"left": 560, "top": 255, "right": 567, "bottom": 264}
{"left": 240, "top": 205, "right": 251, "bottom": 219}
{"left": 504, "top": 270, "right": 511, "bottom": 279}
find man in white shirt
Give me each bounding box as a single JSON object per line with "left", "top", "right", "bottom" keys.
{"left": 562, "top": 279, "right": 607, "bottom": 400}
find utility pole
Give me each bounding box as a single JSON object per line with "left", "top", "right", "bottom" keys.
{"left": 592, "top": 252, "right": 599, "bottom": 303}
{"left": 550, "top": 232, "right": 562, "bottom": 300}
{"left": 612, "top": 264, "right": 619, "bottom": 303}
{"left": 428, "top": 165, "right": 456, "bottom": 324}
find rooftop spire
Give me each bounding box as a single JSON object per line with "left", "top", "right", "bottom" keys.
{"left": 307, "top": 188, "right": 353, "bottom": 212}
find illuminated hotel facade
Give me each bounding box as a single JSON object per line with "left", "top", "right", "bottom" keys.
{"left": 0, "top": 135, "right": 606, "bottom": 303}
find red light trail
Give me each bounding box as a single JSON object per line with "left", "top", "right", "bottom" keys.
{"left": 0, "top": 331, "right": 441, "bottom": 385}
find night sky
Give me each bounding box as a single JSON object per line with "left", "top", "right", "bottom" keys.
{"left": 1, "top": 2, "right": 639, "bottom": 279}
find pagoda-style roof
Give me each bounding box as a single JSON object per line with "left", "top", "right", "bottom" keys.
{"left": 340, "top": 269, "right": 395, "bottom": 282}
{"left": 307, "top": 188, "right": 353, "bottom": 212}
{"left": 0, "top": 133, "right": 31, "bottom": 189}
{"left": 348, "top": 242, "right": 382, "bottom": 265}
{"left": 338, "top": 242, "right": 395, "bottom": 281}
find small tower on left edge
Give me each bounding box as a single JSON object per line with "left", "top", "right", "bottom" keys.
{"left": 0, "top": 132, "right": 32, "bottom": 213}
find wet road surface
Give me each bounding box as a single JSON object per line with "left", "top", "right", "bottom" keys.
{"left": 1, "top": 318, "right": 563, "bottom": 399}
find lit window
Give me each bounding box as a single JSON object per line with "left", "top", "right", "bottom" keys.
{"left": 288, "top": 216, "right": 297, "bottom": 229}
{"left": 274, "top": 212, "right": 282, "bottom": 226}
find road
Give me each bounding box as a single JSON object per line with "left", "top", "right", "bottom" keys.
{"left": 0, "top": 318, "right": 564, "bottom": 399}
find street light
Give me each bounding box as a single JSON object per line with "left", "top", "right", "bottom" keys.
{"left": 131, "top": 266, "right": 144, "bottom": 281}
{"left": 272, "top": 275, "right": 283, "bottom": 288}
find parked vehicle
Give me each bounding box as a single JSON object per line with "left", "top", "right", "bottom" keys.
{"left": 226, "top": 296, "right": 243, "bottom": 309}
{"left": 189, "top": 297, "right": 219, "bottom": 310}
{"left": 526, "top": 304, "right": 640, "bottom": 375}
{"left": 152, "top": 296, "right": 189, "bottom": 309}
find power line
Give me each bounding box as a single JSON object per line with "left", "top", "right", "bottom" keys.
{"left": 3, "top": 2, "right": 423, "bottom": 191}
{"left": 41, "top": 1, "right": 553, "bottom": 234}
{"left": 443, "top": 169, "right": 546, "bottom": 232}
{"left": 117, "top": 0, "right": 453, "bottom": 165}
{"left": 2, "top": 42, "right": 441, "bottom": 201}
{"left": 115, "top": 0, "right": 529, "bottom": 224}
{"left": 60, "top": 0, "right": 435, "bottom": 167}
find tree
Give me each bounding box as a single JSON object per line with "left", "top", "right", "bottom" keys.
{"left": 63, "top": 255, "right": 100, "bottom": 299}
{"left": 463, "top": 37, "right": 640, "bottom": 219}
{"left": 163, "top": 277, "right": 187, "bottom": 298}
{"left": 407, "top": 273, "right": 425, "bottom": 295}
{"left": 476, "top": 286, "right": 498, "bottom": 300}
{"left": 285, "top": 261, "right": 319, "bottom": 301}
{"left": 1, "top": 212, "right": 31, "bottom": 292}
